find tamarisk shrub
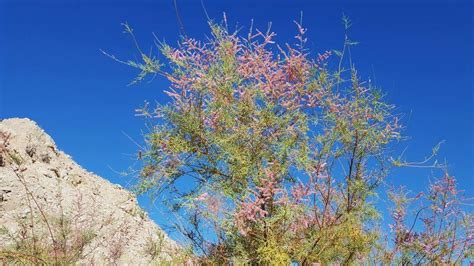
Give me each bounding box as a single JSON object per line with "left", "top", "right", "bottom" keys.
{"left": 106, "top": 17, "right": 472, "bottom": 264}
{"left": 383, "top": 174, "right": 473, "bottom": 264}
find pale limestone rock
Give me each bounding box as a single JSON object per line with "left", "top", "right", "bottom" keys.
{"left": 0, "top": 118, "right": 186, "bottom": 265}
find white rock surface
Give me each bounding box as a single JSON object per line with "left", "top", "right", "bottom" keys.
{"left": 0, "top": 118, "right": 184, "bottom": 265}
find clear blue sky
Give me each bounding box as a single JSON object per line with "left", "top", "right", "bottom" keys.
{"left": 1, "top": 0, "right": 472, "bottom": 236}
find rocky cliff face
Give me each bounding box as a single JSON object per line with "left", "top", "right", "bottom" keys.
{"left": 0, "top": 118, "right": 187, "bottom": 265}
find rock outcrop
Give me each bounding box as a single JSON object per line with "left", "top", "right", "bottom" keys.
{"left": 0, "top": 118, "right": 187, "bottom": 265}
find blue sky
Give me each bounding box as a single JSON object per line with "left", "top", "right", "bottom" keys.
{"left": 1, "top": 0, "right": 472, "bottom": 239}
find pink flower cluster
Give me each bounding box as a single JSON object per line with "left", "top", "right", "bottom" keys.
{"left": 196, "top": 192, "right": 221, "bottom": 215}
{"left": 234, "top": 169, "right": 284, "bottom": 236}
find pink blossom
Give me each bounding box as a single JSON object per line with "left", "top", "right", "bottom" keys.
{"left": 196, "top": 192, "right": 209, "bottom": 201}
